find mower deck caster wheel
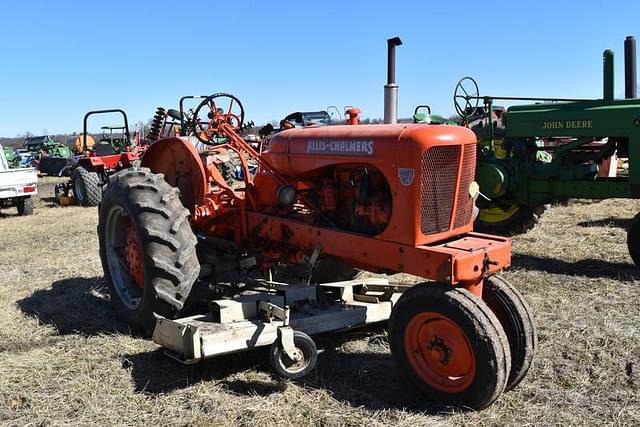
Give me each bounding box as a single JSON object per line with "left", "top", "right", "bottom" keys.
{"left": 270, "top": 329, "right": 317, "bottom": 380}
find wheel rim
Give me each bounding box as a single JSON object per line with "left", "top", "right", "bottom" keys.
{"left": 74, "top": 177, "right": 84, "bottom": 201}
{"left": 124, "top": 222, "right": 144, "bottom": 288}
{"left": 105, "top": 205, "right": 143, "bottom": 310}
{"left": 278, "top": 345, "right": 309, "bottom": 375}
{"left": 404, "top": 312, "right": 476, "bottom": 393}
{"left": 478, "top": 205, "right": 519, "bottom": 224}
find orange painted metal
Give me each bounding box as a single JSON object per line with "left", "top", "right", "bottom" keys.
{"left": 141, "top": 137, "right": 208, "bottom": 214}
{"left": 263, "top": 124, "right": 477, "bottom": 246}
{"left": 246, "top": 212, "right": 510, "bottom": 286}
{"left": 404, "top": 312, "right": 476, "bottom": 393}
{"left": 345, "top": 108, "right": 361, "bottom": 125}
{"left": 141, "top": 120, "right": 511, "bottom": 290}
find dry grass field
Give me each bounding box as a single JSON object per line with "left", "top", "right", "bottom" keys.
{"left": 1, "top": 177, "right": 639, "bottom": 426}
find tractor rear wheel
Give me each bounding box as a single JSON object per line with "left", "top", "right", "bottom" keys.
{"left": 482, "top": 276, "right": 537, "bottom": 391}
{"left": 98, "top": 167, "right": 200, "bottom": 335}
{"left": 16, "top": 197, "right": 34, "bottom": 216}
{"left": 388, "top": 283, "right": 511, "bottom": 410}
{"left": 72, "top": 166, "right": 101, "bottom": 207}
{"left": 627, "top": 212, "right": 640, "bottom": 267}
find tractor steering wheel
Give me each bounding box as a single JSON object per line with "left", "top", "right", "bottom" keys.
{"left": 453, "top": 76, "right": 480, "bottom": 120}
{"left": 193, "top": 93, "right": 245, "bottom": 144}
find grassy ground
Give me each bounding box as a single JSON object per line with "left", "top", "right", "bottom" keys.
{"left": 0, "top": 177, "right": 639, "bottom": 426}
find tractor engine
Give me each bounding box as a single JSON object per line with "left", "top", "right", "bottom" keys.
{"left": 255, "top": 163, "right": 392, "bottom": 235}
{"left": 252, "top": 123, "right": 479, "bottom": 246}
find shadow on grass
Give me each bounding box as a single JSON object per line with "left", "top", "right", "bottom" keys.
{"left": 512, "top": 254, "right": 640, "bottom": 280}
{"left": 40, "top": 196, "right": 59, "bottom": 207}
{"left": 125, "top": 328, "right": 444, "bottom": 413}
{"left": 577, "top": 217, "right": 632, "bottom": 229}
{"left": 16, "top": 276, "right": 129, "bottom": 336}
{"left": 123, "top": 347, "right": 284, "bottom": 395}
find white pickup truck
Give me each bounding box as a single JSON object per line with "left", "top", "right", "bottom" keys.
{"left": 0, "top": 144, "right": 37, "bottom": 215}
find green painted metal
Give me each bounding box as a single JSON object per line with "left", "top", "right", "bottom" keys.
{"left": 2, "top": 147, "right": 18, "bottom": 168}
{"left": 413, "top": 113, "right": 456, "bottom": 125}
{"left": 603, "top": 49, "right": 615, "bottom": 100}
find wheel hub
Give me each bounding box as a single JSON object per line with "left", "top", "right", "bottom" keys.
{"left": 404, "top": 312, "right": 476, "bottom": 393}
{"left": 427, "top": 336, "right": 451, "bottom": 366}
{"left": 124, "top": 222, "right": 144, "bottom": 288}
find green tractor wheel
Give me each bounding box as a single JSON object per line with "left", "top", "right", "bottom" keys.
{"left": 475, "top": 204, "right": 546, "bottom": 236}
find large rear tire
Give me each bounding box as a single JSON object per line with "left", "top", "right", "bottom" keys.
{"left": 72, "top": 166, "right": 101, "bottom": 207}
{"left": 627, "top": 212, "right": 640, "bottom": 267}
{"left": 482, "top": 275, "right": 537, "bottom": 391}
{"left": 98, "top": 167, "right": 200, "bottom": 335}
{"left": 388, "top": 283, "right": 511, "bottom": 410}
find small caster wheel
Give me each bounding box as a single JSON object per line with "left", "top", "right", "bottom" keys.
{"left": 270, "top": 330, "right": 317, "bottom": 379}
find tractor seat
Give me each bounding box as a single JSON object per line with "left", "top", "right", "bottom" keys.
{"left": 94, "top": 140, "right": 116, "bottom": 156}
{"left": 167, "top": 109, "right": 183, "bottom": 121}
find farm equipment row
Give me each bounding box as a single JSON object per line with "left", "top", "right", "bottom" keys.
{"left": 37, "top": 34, "right": 640, "bottom": 411}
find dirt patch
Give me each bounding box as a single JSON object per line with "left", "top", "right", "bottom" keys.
{"left": 0, "top": 184, "right": 639, "bottom": 425}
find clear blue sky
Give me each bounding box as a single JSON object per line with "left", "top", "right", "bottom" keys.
{"left": 0, "top": 0, "right": 638, "bottom": 136}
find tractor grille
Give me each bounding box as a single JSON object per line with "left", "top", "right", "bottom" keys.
{"left": 420, "top": 145, "right": 461, "bottom": 234}
{"left": 453, "top": 144, "right": 477, "bottom": 228}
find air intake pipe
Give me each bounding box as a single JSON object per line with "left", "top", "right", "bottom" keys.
{"left": 603, "top": 49, "right": 614, "bottom": 100}
{"left": 384, "top": 37, "right": 402, "bottom": 124}
{"left": 625, "top": 36, "right": 637, "bottom": 99}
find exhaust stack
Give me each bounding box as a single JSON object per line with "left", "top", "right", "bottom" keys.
{"left": 384, "top": 37, "right": 402, "bottom": 124}
{"left": 625, "top": 36, "right": 637, "bottom": 99}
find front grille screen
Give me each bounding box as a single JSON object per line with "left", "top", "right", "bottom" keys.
{"left": 420, "top": 145, "right": 461, "bottom": 234}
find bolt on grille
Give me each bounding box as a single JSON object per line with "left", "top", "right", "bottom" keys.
{"left": 453, "top": 144, "right": 477, "bottom": 228}
{"left": 420, "top": 145, "right": 461, "bottom": 234}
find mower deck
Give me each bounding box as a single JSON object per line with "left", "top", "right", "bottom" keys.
{"left": 152, "top": 277, "right": 403, "bottom": 364}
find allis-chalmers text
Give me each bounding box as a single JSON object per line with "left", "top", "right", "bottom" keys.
{"left": 306, "top": 139, "right": 374, "bottom": 155}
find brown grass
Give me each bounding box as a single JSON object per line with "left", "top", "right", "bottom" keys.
{"left": 0, "top": 177, "right": 639, "bottom": 426}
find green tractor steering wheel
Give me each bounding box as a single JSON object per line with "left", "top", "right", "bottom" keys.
{"left": 454, "top": 76, "right": 480, "bottom": 120}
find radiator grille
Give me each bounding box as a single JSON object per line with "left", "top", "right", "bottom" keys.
{"left": 420, "top": 145, "right": 461, "bottom": 234}
{"left": 453, "top": 144, "right": 477, "bottom": 228}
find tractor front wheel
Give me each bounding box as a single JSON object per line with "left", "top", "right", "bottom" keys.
{"left": 482, "top": 275, "right": 537, "bottom": 391}
{"left": 72, "top": 166, "right": 101, "bottom": 207}
{"left": 98, "top": 168, "right": 200, "bottom": 335}
{"left": 388, "top": 283, "right": 511, "bottom": 410}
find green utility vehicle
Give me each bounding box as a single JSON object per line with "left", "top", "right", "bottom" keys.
{"left": 24, "top": 135, "right": 73, "bottom": 175}
{"left": 452, "top": 36, "right": 640, "bottom": 266}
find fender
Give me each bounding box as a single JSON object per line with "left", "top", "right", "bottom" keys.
{"left": 141, "top": 137, "right": 208, "bottom": 214}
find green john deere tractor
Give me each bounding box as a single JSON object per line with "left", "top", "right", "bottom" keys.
{"left": 451, "top": 36, "right": 640, "bottom": 266}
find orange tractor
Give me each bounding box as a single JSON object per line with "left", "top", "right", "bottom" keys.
{"left": 97, "top": 42, "right": 535, "bottom": 410}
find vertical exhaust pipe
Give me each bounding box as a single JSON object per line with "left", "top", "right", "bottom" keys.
{"left": 603, "top": 49, "right": 614, "bottom": 100}
{"left": 384, "top": 37, "right": 402, "bottom": 124}
{"left": 625, "top": 36, "right": 637, "bottom": 99}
